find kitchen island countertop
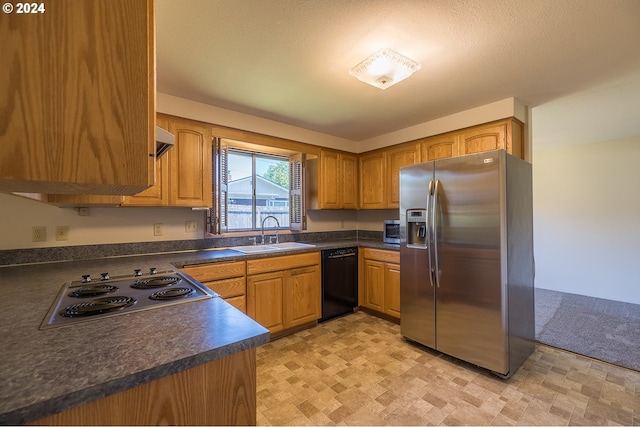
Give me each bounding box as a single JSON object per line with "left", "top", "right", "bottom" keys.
{"left": 0, "top": 238, "right": 397, "bottom": 424}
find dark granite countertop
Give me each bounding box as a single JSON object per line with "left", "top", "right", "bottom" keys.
{"left": 0, "top": 237, "right": 398, "bottom": 424}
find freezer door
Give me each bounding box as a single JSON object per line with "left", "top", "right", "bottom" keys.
{"left": 399, "top": 162, "right": 436, "bottom": 348}
{"left": 434, "top": 151, "right": 508, "bottom": 374}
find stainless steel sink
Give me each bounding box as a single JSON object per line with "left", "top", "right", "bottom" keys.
{"left": 229, "top": 242, "right": 315, "bottom": 254}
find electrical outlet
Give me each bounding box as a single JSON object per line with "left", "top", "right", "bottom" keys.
{"left": 153, "top": 223, "right": 163, "bottom": 236}
{"left": 77, "top": 207, "right": 89, "bottom": 216}
{"left": 55, "top": 226, "right": 69, "bottom": 241}
{"left": 185, "top": 221, "right": 197, "bottom": 233}
{"left": 32, "top": 226, "right": 46, "bottom": 242}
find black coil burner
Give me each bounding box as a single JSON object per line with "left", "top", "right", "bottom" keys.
{"left": 59, "top": 296, "right": 137, "bottom": 317}
{"left": 131, "top": 276, "right": 182, "bottom": 289}
{"left": 68, "top": 284, "right": 119, "bottom": 298}
{"left": 149, "top": 287, "right": 195, "bottom": 300}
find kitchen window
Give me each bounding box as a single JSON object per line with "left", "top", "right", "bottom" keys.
{"left": 208, "top": 138, "right": 305, "bottom": 234}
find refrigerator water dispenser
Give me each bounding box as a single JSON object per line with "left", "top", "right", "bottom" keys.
{"left": 406, "top": 209, "right": 427, "bottom": 248}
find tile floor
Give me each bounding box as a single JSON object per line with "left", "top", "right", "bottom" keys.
{"left": 256, "top": 311, "right": 640, "bottom": 426}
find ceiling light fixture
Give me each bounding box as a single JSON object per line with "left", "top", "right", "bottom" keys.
{"left": 349, "top": 48, "right": 421, "bottom": 90}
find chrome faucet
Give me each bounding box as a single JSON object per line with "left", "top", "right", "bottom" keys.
{"left": 261, "top": 215, "right": 280, "bottom": 245}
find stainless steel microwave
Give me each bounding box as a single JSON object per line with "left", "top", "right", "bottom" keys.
{"left": 383, "top": 220, "right": 400, "bottom": 244}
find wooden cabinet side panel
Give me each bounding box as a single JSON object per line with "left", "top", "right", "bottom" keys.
{"left": 0, "top": 0, "right": 154, "bottom": 194}
{"left": 33, "top": 349, "right": 257, "bottom": 426}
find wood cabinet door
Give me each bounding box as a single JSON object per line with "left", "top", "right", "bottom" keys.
{"left": 0, "top": 0, "right": 155, "bottom": 195}
{"left": 319, "top": 150, "right": 340, "bottom": 209}
{"left": 122, "top": 116, "right": 171, "bottom": 206}
{"left": 341, "top": 153, "right": 359, "bottom": 209}
{"left": 458, "top": 122, "right": 507, "bottom": 155}
{"left": 168, "top": 120, "right": 213, "bottom": 207}
{"left": 421, "top": 133, "right": 459, "bottom": 162}
{"left": 384, "top": 263, "right": 401, "bottom": 318}
{"left": 387, "top": 144, "right": 419, "bottom": 208}
{"left": 247, "top": 272, "right": 284, "bottom": 333}
{"left": 359, "top": 152, "right": 386, "bottom": 209}
{"left": 363, "top": 260, "right": 385, "bottom": 312}
{"left": 284, "top": 265, "right": 321, "bottom": 328}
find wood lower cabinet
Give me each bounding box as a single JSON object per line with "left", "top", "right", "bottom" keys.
{"left": 384, "top": 262, "right": 401, "bottom": 318}
{"left": 0, "top": 0, "right": 155, "bottom": 196}
{"left": 247, "top": 252, "right": 321, "bottom": 335}
{"left": 181, "top": 261, "right": 247, "bottom": 313}
{"left": 33, "top": 348, "right": 257, "bottom": 426}
{"left": 361, "top": 248, "right": 401, "bottom": 319}
{"left": 247, "top": 272, "right": 285, "bottom": 333}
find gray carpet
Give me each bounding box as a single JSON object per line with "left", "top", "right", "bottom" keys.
{"left": 535, "top": 288, "right": 640, "bottom": 372}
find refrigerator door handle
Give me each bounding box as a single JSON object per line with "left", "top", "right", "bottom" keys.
{"left": 433, "top": 179, "right": 442, "bottom": 288}
{"left": 427, "top": 179, "right": 435, "bottom": 288}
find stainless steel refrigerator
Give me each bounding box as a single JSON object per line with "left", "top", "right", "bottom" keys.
{"left": 400, "top": 149, "right": 534, "bottom": 378}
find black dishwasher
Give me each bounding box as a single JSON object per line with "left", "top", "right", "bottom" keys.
{"left": 320, "top": 247, "right": 358, "bottom": 322}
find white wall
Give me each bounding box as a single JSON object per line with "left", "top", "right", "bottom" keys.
{"left": 532, "top": 137, "right": 640, "bottom": 304}
{"left": 0, "top": 193, "right": 207, "bottom": 250}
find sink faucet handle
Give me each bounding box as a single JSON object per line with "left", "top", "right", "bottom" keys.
{"left": 249, "top": 237, "right": 257, "bottom": 246}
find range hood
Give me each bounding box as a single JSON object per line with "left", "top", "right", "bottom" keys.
{"left": 156, "top": 126, "right": 175, "bottom": 158}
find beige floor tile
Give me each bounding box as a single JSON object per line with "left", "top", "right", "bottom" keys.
{"left": 256, "top": 311, "right": 640, "bottom": 426}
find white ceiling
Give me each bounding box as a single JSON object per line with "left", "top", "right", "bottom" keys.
{"left": 156, "top": 0, "right": 640, "bottom": 147}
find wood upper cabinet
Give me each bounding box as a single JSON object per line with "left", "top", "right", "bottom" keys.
{"left": 121, "top": 116, "right": 171, "bottom": 206}
{"left": 458, "top": 119, "right": 524, "bottom": 159}
{"left": 340, "top": 153, "right": 359, "bottom": 209}
{"left": 310, "top": 149, "right": 358, "bottom": 209}
{"left": 386, "top": 143, "right": 419, "bottom": 208}
{"left": 124, "top": 115, "right": 213, "bottom": 207}
{"left": 0, "top": 0, "right": 155, "bottom": 195}
{"left": 421, "top": 133, "right": 459, "bottom": 162}
{"left": 359, "top": 151, "right": 386, "bottom": 209}
{"left": 168, "top": 118, "right": 213, "bottom": 207}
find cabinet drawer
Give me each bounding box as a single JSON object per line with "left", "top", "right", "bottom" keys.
{"left": 363, "top": 248, "right": 400, "bottom": 264}
{"left": 247, "top": 252, "right": 320, "bottom": 276}
{"left": 225, "top": 295, "right": 246, "bottom": 314}
{"left": 182, "top": 261, "right": 245, "bottom": 282}
{"left": 204, "top": 277, "right": 245, "bottom": 299}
